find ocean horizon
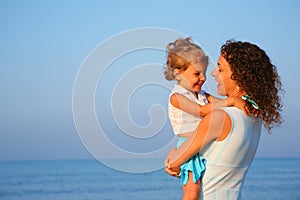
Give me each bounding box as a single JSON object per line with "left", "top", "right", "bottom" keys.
{"left": 0, "top": 157, "right": 299, "bottom": 199}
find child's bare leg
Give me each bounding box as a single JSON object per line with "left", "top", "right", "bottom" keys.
{"left": 182, "top": 171, "right": 201, "bottom": 200}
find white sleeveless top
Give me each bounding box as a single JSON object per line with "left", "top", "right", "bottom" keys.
{"left": 200, "top": 107, "right": 262, "bottom": 200}
{"left": 168, "top": 84, "right": 208, "bottom": 135}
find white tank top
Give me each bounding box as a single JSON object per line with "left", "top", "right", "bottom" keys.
{"left": 200, "top": 107, "right": 262, "bottom": 199}
{"left": 168, "top": 84, "right": 208, "bottom": 135}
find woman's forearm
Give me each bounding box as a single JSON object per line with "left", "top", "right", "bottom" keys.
{"left": 168, "top": 110, "right": 227, "bottom": 169}
{"left": 169, "top": 134, "right": 201, "bottom": 168}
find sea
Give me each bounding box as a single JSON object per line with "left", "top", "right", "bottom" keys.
{"left": 0, "top": 158, "right": 299, "bottom": 200}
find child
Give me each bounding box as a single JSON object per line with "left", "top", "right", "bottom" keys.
{"left": 164, "top": 37, "right": 245, "bottom": 200}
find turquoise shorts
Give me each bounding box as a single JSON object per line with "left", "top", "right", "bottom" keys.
{"left": 177, "top": 137, "right": 206, "bottom": 185}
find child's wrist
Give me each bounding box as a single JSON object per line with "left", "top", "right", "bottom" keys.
{"left": 226, "top": 97, "right": 233, "bottom": 106}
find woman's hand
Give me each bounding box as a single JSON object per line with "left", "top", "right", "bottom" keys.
{"left": 164, "top": 148, "right": 181, "bottom": 177}
{"left": 165, "top": 165, "right": 180, "bottom": 177}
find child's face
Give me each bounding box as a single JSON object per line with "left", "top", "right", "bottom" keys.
{"left": 178, "top": 63, "right": 207, "bottom": 93}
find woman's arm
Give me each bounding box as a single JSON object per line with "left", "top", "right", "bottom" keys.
{"left": 165, "top": 109, "right": 232, "bottom": 173}
{"left": 170, "top": 93, "right": 247, "bottom": 117}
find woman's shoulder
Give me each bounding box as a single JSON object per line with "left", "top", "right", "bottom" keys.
{"left": 209, "top": 109, "right": 229, "bottom": 120}
{"left": 220, "top": 106, "right": 242, "bottom": 112}
{"left": 199, "top": 109, "right": 232, "bottom": 142}
{"left": 220, "top": 107, "right": 246, "bottom": 119}
{"left": 201, "top": 109, "right": 230, "bottom": 126}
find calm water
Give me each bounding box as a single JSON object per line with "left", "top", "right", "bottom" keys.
{"left": 0, "top": 158, "right": 299, "bottom": 200}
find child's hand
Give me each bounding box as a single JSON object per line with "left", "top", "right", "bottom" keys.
{"left": 229, "top": 96, "right": 249, "bottom": 116}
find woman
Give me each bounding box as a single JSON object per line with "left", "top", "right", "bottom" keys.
{"left": 164, "top": 40, "right": 283, "bottom": 199}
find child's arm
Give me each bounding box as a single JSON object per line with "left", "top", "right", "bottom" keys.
{"left": 170, "top": 93, "right": 247, "bottom": 117}
{"left": 205, "top": 93, "right": 221, "bottom": 103}
{"left": 206, "top": 93, "right": 249, "bottom": 115}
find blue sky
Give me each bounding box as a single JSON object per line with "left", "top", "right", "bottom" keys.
{"left": 1, "top": 0, "right": 300, "bottom": 161}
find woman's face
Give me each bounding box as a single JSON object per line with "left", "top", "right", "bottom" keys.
{"left": 211, "top": 55, "right": 239, "bottom": 97}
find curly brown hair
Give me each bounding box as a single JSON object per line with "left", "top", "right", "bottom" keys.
{"left": 221, "top": 40, "right": 284, "bottom": 132}
{"left": 164, "top": 37, "right": 208, "bottom": 80}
